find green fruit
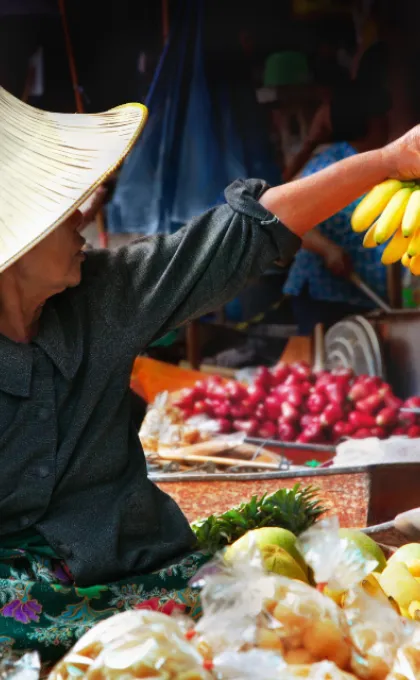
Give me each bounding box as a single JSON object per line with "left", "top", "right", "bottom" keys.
{"left": 338, "top": 529, "right": 387, "bottom": 573}
{"left": 224, "top": 527, "right": 308, "bottom": 576}
{"left": 260, "top": 545, "right": 308, "bottom": 582}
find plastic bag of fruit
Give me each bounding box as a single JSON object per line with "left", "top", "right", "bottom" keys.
{"left": 211, "top": 648, "right": 286, "bottom": 679}
{"left": 214, "top": 655, "right": 359, "bottom": 680}
{"left": 139, "top": 390, "right": 213, "bottom": 453}
{"left": 189, "top": 539, "right": 352, "bottom": 670}
{"left": 388, "top": 625, "right": 420, "bottom": 680}
{"left": 48, "top": 610, "right": 212, "bottom": 680}
{"left": 0, "top": 652, "right": 40, "bottom": 680}
{"left": 298, "top": 517, "right": 412, "bottom": 680}
{"left": 139, "top": 389, "right": 276, "bottom": 464}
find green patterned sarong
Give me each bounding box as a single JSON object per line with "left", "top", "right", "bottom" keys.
{"left": 0, "top": 532, "right": 210, "bottom": 671}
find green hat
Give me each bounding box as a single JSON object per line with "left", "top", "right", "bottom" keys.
{"left": 264, "top": 51, "right": 309, "bottom": 87}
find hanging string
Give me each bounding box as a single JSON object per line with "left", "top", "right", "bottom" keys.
{"left": 57, "top": 0, "right": 84, "bottom": 113}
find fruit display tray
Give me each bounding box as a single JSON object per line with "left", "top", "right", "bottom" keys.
{"left": 152, "top": 462, "right": 420, "bottom": 530}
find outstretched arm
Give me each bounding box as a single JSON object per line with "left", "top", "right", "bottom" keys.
{"left": 86, "top": 125, "right": 420, "bottom": 351}
{"left": 260, "top": 125, "right": 420, "bottom": 237}
{"left": 261, "top": 149, "right": 388, "bottom": 236}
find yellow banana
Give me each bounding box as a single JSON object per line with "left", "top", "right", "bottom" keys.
{"left": 363, "top": 221, "right": 379, "bottom": 248}
{"left": 402, "top": 252, "right": 412, "bottom": 268}
{"left": 407, "top": 560, "right": 420, "bottom": 577}
{"left": 408, "top": 228, "right": 420, "bottom": 257}
{"left": 381, "top": 228, "right": 409, "bottom": 265}
{"left": 402, "top": 189, "right": 420, "bottom": 237}
{"left": 374, "top": 187, "right": 413, "bottom": 244}
{"left": 410, "top": 254, "right": 420, "bottom": 276}
{"left": 351, "top": 179, "right": 403, "bottom": 233}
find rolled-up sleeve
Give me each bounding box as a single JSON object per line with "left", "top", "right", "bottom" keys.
{"left": 85, "top": 179, "right": 300, "bottom": 349}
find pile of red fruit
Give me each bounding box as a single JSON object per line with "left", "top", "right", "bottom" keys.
{"left": 173, "top": 362, "right": 420, "bottom": 445}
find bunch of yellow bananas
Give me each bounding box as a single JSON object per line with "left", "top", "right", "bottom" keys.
{"left": 351, "top": 179, "right": 420, "bottom": 275}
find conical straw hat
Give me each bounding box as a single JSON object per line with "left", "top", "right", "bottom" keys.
{"left": 0, "top": 87, "right": 148, "bottom": 273}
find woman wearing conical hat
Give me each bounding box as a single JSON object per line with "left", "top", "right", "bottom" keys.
{"left": 0, "top": 87, "right": 418, "bottom": 663}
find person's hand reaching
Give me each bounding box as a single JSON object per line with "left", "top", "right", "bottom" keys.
{"left": 383, "top": 125, "right": 420, "bottom": 181}
{"left": 324, "top": 244, "right": 353, "bottom": 278}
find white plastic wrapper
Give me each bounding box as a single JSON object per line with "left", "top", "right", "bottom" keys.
{"left": 333, "top": 436, "right": 420, "bottom": 469}
{"left": 140, "top": 391, "right": 247, "bottom": 456}
{"left": 191, "top": 548, "right": 279, "bottom": 655}
{"left": 0, "top": 653, "right": 40, "bottom": 680}
{"left": 343, "top": 586, "right": 412, "bottom": 680}
{"left": 190, "top": 539, "right": 351, "bottom": 669}
{"left": 48, "top": 610, "right": 212, "bottom": 680}
{"left": 298, "top": 517, "right": 377, "bottom": 592}
{"left": 214, "top": 653, "right": 358, "bottom": 680}
{"left": 298, "top": 517, "right": 413, "bottom": 680}
{"left": 212, "top": 649, "right": 286, "bottom": 679}
{"left": 388, "top": 625, "right": 420, "bottom": 680}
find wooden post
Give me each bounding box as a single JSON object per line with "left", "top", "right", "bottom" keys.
{"left": 57, "top": 0, "right": 84, "bottom": 113}
{"left": 58, "top": 0, "right": 108, "bottom": 248}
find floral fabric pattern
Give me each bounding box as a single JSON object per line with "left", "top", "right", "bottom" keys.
{"left": 0, "top": 546, "right": 210, "bottom": 670}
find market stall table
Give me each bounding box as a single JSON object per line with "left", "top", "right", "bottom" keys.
{"left": 153, "top": 462, "right": 420, "bottom": 530}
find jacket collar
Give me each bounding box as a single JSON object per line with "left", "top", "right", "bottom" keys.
{"left": 0, "top": 294, "right": 83, "bottom": 396}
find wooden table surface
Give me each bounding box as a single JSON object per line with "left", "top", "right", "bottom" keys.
{"left": 157, "top": 471, "right": 369, "bottom": 528}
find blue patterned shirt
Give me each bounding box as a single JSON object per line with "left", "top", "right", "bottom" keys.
{"left": 284, "top": 142, "right": 388, "bottom": 307}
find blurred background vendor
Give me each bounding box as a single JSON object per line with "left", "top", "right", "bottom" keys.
{"left": 283, "top": 82, "right": 392, "bottom": 335}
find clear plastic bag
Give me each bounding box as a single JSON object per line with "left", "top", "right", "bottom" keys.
{"left": 298, "top": 517, "right": 377, "bottom": 593}
{"left": 343, "top": 586, "right": 411, "bottom": 680}
{"left": 48, "top": 610, "right": 212, "bottom": 680}
{"left": 0, "top": 653, "right": 40, "bottom": 680}
{"left": 282, "top": 661, "right": 358, "bottom": 680}
{"left": 382, "top": 622, "right": 420, "bottom": 680}
{"left": 298, "top": 517, "right": 412, "bottom": 680}
{"left": 212, "top": 648, "right": 286, "bottom": 679}
{"left": 139, "top": 391, "right": 248, "bottom": 456}
{"left": 189, "top": 540, "right": 351, "bottom": 670}
{"left": 139, "top": 391, "right": 210, "bottom": 453}
{"left": 213, "top": 650, "right": 360, "bottom": 680}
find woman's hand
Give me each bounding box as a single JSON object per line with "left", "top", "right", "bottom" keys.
{"left": 260, "top": 123, "right": 420, "bottom": 238}
{"left": 383, "top": 125, "right": 420, "bottom": 181}
{"left": 324, "top": 244, "right": 353, "bottom": 278}
{"left": 303, "top": 230, "right": 352, "bottom": 278}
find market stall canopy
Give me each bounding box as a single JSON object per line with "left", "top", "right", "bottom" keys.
{"left": 107, "top": 0, "right": 280, "bottom": 236}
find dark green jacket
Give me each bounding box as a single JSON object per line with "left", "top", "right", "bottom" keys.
{"left": 0, "top": 179, "right": 300, "bottom": 586}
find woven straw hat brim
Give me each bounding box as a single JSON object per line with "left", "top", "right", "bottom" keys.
{"left": 0, "top": 88, "right": 148, "bottom": 273}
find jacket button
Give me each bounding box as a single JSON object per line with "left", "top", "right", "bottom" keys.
{"left": 38, "top": 465, "right": 50, "bottom": 479}
{"left": 38, "top": 407, "right": 51, "bottom": 421}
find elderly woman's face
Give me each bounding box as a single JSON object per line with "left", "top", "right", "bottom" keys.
{"left": 15, "top": 210, "right": 86, "bottom": 294}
